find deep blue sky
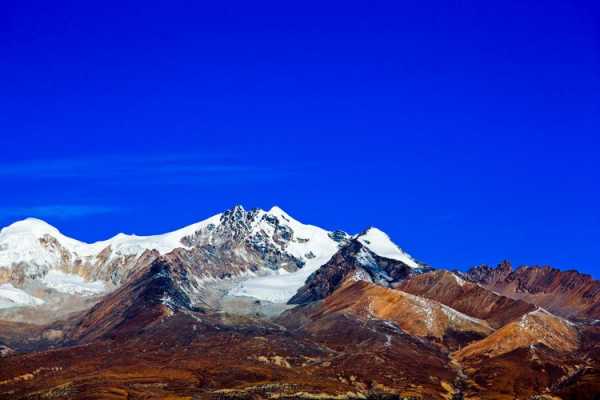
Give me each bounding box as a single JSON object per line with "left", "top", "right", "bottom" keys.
{"left": 1, "top": 1, "right": 599, "bottom": 276}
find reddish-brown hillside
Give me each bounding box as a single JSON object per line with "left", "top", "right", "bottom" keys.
{"left": 465, "top": 262, "right": 600, "bottom": 320}
{"left": 397, "top": 269, "right": 536, "bottom": 327}
{"left": 284, "top": 279, "right": 493, "bottom": 342}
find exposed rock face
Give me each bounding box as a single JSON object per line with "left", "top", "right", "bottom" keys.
{"left": 463, "top": 260, "right": 513, "bottom": 285}
{"left": 464, "top": 262, "right": 600, "bottom": 320}
{"left": 289, "top": 240, "right": 425, "bottom": 305}
{"left": 397, "top": 270, "right": 536, "bottom": 328}
{"left": 179, "top": 206, "right": 305, "bottom": 273}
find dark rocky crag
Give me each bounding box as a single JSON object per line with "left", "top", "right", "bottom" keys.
{"left": 289, "top": 239, "right": 428, "bottom": 305}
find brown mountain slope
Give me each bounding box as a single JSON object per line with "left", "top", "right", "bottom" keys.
{"left": 453, "top": 311, "right": 594, "bottom": 400}
{"left": 0, "top": 272, "right": 460, "bottom": 399}
{"left": 65, "top": 255, "right": 197, "bottom": 343}
{"left": 451, "top": 308, "right": 587, "bottom": 399}
{"left": 1, "top": 251, "right": 598, "bottom": 399}
{"left": 465, "top": 262, "right": 600, "bottom": 320}
{"left": 553, "top": 323, "right": 600, "bottom": 400}
{"left": 459, "top": 345, "right": 585, "bottom": 400}
{"left": 396, "top": 269, "right": 536, "bottom": 328}
{"left": 282, "top": 280, "right": 493, "bottom": 344}
{"left": 0, "top": 309, "right": 462, "bottom": 400}
{"left": 454, "top": 308, "right": 579, "bottom": 361}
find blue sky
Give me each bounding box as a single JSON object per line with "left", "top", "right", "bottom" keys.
{"left": 1, "top": 1, "right": 599, "bottom": 276}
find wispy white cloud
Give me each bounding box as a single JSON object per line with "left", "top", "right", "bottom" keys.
{"left": 0, "top": 205, "right": 118, "bottom": 220}
{"left": 0, "top": 153, "right": 287, "bottom": 184}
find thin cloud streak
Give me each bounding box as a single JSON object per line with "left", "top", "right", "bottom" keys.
{"left": 0, "top": 205, "right": 119, "bottom": 220}
{"left": 0, "top": 154, "right": 287, "bottom": 184}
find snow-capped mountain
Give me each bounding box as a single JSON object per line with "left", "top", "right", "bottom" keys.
{"left": 227, "top": 223, "right": 424, "bottom": 303}
{"left": 0, "top": 213, "right": 223, "bottom": 283}
{"left": 0, "top": 218, "right": 96, "bottom": 274}
{"left": 0, "top": 205, "right": 424, "bottom": 308}
{"left": 355, "top": 227, "right": 421, "bottom": 269}
{"left": 0, "top": 214, "right": 223, "bottom": 296}
{"left": 2, "top": 207, "right": 598, "bottom": 400}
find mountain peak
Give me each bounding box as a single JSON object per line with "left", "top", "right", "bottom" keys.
{"left": 0, "top": 217, "right": 60, "bottom": 237}
{"left": 268, "top": 205, "right": 289, "bottom": 217}
{"left": 222, "top": 205, "right": 294, "bottom": 222}
{"left": 356, "top": 227, "right": 420, "bottom": 269}
{"left": 498, "top": 259, "right": 512, "bottom": 273}
{"left": 228, "top": 204, "right": 247, "bottom": 213}
{"left": 359, "top": 226, "right": 384, "bottom": 235}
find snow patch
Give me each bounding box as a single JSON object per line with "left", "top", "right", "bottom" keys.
{"left": 0, "top": 283, "right": 45, "bottom": 309}
{"left": 42, "top": 270, "right": 106, "bottom": 296}
{"left": 441, "top": 303, "right": 489, "bottom": 326}
{"left": 384, "top": 334, "right": 392, "bottom": 347}
{"left": 349, "top": 268, "right": 372, "bottom": 283}
{"left": 452, "top": 273, "right": 466, "bottom": 287}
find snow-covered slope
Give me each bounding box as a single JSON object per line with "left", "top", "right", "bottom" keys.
{"left": 0, "top": 283, "right": 44, "bottom": 309}
{"left": 228, "top": 206, "right": 344, "bottom": 303}
{"left": 0, "top": 206, "right": 346, "bottom": 304}
{"left": 356, "top": 227, "right": 420, "bottom": 269}
{"left": 90, "top": 213, "right": 223, "bottom": 259}
{"left": 0, "top": 214, "right": 225, "bottom": 271}
{"left": 0, "top": 214, "right": 221, "bottom": 267}
{"left": 0, "top": 218, "right": 96, "bottom": 269}
{"left": 41, "top": 270, "right": 106, "bottom": 296}
{"left": 265, "top": 206, "right": 340, "bottom": 269}
{"left": 0, "top": 214, "right": 224, "bottom": 278}
{"left": 0, "top": 214, "right": 225, "bottom": 305}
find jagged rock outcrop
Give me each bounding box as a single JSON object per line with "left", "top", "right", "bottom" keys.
{"left": 463, "top": 260, "right": 513, "bottom": 285}
{"left": 464, "top": 262, "right": 600, "bottom": 320}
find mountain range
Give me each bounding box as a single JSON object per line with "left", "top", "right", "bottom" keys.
{"left": 0, "top": 205, "right": 598, "bottom": 399}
